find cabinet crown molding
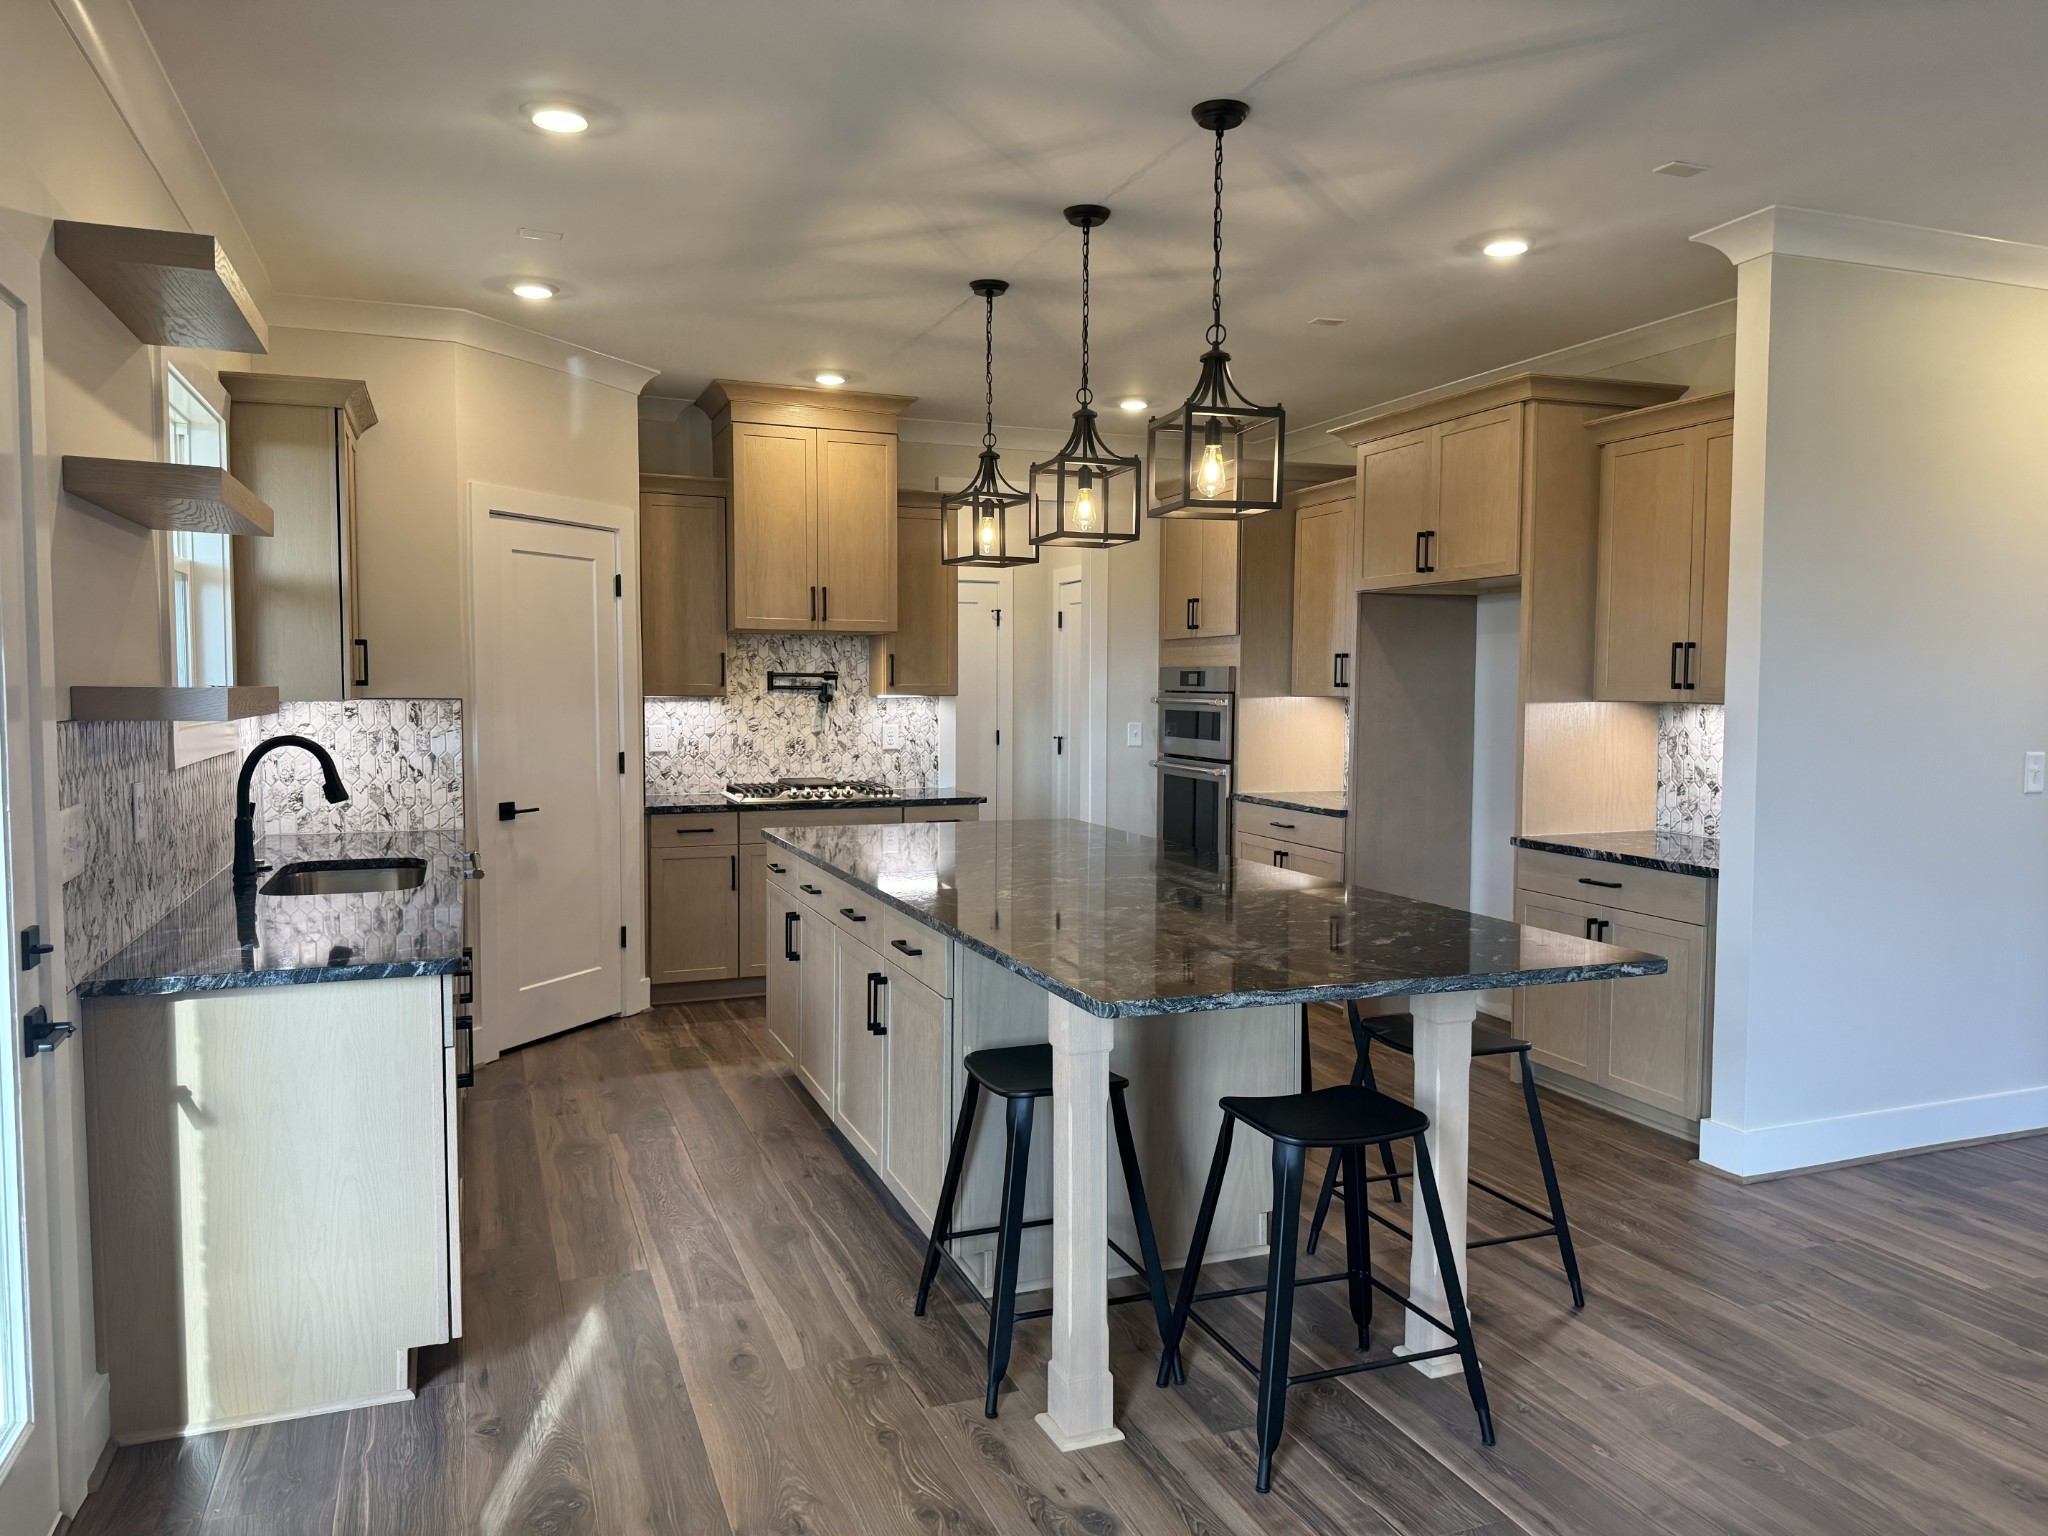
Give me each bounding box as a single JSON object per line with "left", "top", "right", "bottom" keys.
{"left": 698, "top": 378, "right": 917, "bottom": 435}
{"left": 638, "top": 472, "right": 729, "bottom": 499}
{"left": 1584, "top": 390, "right": 1734, "bottom": 445}
{"left": 220, "top": 371, "right": 377, "bottom": 435}
{"left": 1328, "top": 373, "right": 1684, "bottom": 447}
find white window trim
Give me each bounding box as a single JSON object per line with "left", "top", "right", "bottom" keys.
{"left": 162, "top": 361, "right": 238, "bottom": 768}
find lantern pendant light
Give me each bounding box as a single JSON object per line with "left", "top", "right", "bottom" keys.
{"left": 942, "top": 279, "right": 1037, "bottom": 567}
{"left": 1030, "top": 205, "right": 1141, "bottom": 548}
{"left": 1146, "top": 99, "right": 1285, "bottom": 520}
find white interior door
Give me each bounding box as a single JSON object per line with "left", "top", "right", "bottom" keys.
{"left": 0, "top": 261, "right": 61, "bottom": 1532}
{"left": 475, "top": 509, "right": 625, "bottom": 1053}
{"left": 1053, "top": 575, "right": 1089, "bottom": 821}
{"left": 955, "top": 575, "right": 1012, "bottom": 820}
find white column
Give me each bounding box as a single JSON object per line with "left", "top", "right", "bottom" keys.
{"left": 1037, "top": 993, "right": 1123, "bottom": 1450}
{"left": 1399, "top": 989, "right": 1475, "bottom": 1375}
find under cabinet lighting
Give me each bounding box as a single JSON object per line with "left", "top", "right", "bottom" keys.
{"left": 527, "top": 104, "right": 589, "bottom": 134}
{"left": 511, "top": 281, "right": 558, "bottom": 300}
{"left": 1482, "top": 237, "right": 1530, "bottom": 259}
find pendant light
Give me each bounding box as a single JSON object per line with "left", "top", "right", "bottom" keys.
{"left": 942, "top": 279, "right": 1037, "bottom": 567}
{"left": 1030, "top": 205, "right": 1141, "bottom": 548}
{"left": 1146, "top": 100, "right": 1285, "bottom": 520}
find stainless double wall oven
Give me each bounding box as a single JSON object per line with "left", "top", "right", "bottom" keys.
{"left": 1154, "top": 666, "right": 1235, "bottom": 864}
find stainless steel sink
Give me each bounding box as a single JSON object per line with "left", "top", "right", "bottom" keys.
{"left": 260, "top": 858, "right": 426, "bottom": 896}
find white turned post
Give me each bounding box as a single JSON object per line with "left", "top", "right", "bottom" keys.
{"left": 1399, "top": 990, "right": 1476, "bottom": 1376}
{"left": 1037, "top": 994, "right": 1124, "bottom": 1451}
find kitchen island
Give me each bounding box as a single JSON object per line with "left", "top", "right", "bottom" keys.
{"left": 762, "top": 817, "right": 1665, "bottom": 1451}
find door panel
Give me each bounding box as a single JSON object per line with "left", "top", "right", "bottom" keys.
{"left": 1054, "top": 579, "right": 1087, "bottom": 819}
{"left": 477, "top": 513, "right": 624, "bottom": 1052}
{"left": 1291, "top": 496, "right": 1352, "bottom": 696}
{"left": 1511, "top": 891, "right": 1607, "bottom": 1080}
{"left": 834, "top": 932, "right": 887, "bottom": 1167}
{"left": 729, "top": 422, "right": 816, "bottom": 629}
{"left": 738, "top": 844, "right": 768, "bottom": 978}
{"left": 955, "top": 577, "right": 1010, "bottom": 820}
{"left": 641, "top": 491, "right": 727, "bottom": 696}
{"left": 797, "top": 895, "right": 836, "bottom": 1109}
{"left": 877, "top": 504, "right": 955, "bottom": 693}
{"left": 1432, "top": 406, "right": 1522, "bottom": 582}
{"left": 883, "top": 970, "right": 949, "bottom": 1228}
{"left": 1692, "top": 423, "right": 1734, "bottom": 703}
{"left": 817, "top": 429, "right": 896, "bottom": 631}
{"left": 1158, "top": 519, "right": 1201, "bottom": 640}
{"left": 1602, "top": 912, "right": 1703, "bottom": 1118}
{"left": 765, "top": 877, "right": 800, "bottom": 1061}
{"left": 649, "top": 847, "right": 739, "bottom": 983}
{"left": 1356, "top": 430, "right": 1433, "bottom": 587}
{"left": 1595, "top": 431, "right": 1699, "bottom": 701}
{"left": 1195, "top": 521, "right": 1239, "bottom": 636}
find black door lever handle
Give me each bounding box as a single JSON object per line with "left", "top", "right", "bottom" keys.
{"left": 498, "top": 801, "right": 540, "bottom": 820}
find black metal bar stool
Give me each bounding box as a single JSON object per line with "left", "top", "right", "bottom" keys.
{"left": 914, "top": 1044, "right": 1178, "bottom": 1418}
{"left": 1306, "top": 1003, "right": 1584, "bottom": 1308}
{"left": 1158, "top": 1083, "right": 1493, "bottom": 1494}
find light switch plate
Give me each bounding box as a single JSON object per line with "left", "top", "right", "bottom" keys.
{"left": 59, "top": 804, "right": 87, "bottom": 883}
{"left": 1126, "top": 721, "right": 1144, "bottom": 748}
{"left": 2026, "top": 751, "right": 2045, "bottom": 794}
{"left": 130, "top": 781, "right": 153, "bottom": 842}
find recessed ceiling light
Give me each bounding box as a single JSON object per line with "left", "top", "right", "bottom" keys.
{"left": 1308, "top": 316, "right": 1345, "bottom": 327}
{"left": 526, "top": 103, "right": 589, "bottom": 135}
{"left": 1482, "top": 237, "right": 1530, "bottom": 259}
{"left": 511, "top": 280, "right": 558, "bottom": 300}
{"left": 1654, "top": 160, "right": 1709, "bottom": 178}
{"left": 813, "top": 372, "right": 846, "bottom": 387}
{"left": 1118, "top": 397, "right": 1148, "bottom": 412}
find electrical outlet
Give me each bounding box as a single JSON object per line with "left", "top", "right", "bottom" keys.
{"left": 59, "top": 804, "right": 87, "bottom": 882}
{"left": 1126, "top": 721, "right": 1144, "bottom": 748}
{"left": 130, "top": 781, "right": 153, "bottom": 842}
{"left": 882, "top": 720, "right": 904, "bottom": 751}
{"left": 2026, "top": 751, "right": 2045, "bottom": 794}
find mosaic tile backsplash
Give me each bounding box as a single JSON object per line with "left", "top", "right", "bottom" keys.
{"left": 61, "top": 699, "right": 465, "bottom": 979}
{"left": 645, "top": 632, "right": 940, "bottom": 796}
{"left": 1657, "top": 703, "right": 1724, "bottom": 838}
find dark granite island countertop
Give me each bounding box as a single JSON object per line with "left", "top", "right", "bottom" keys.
{"left": 1512, "top": 828, "right": 1720, "bottom": 878}
{"left": 79, "top": 832, "right": 469, "bottom": 997}
{"left": 648, "top": 785, "right": 988, "bottom": 815}
{"left": 766, "top": 818, "right": 1665, "bottom": 1019}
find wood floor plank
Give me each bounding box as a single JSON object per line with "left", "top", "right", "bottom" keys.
{"left": 330, "top": 1385, "right": 460, "bottom": 1535}
{"left": 526, "top": 1033, "right": 647, "bottom": 1283}
{"left": 596, "top": 1269, "right": 734, "bottom": 1535}
{"left": 199, "top": 1412, "right": 349, "bottom": 1535}
{"left": 70, "top": 1432, "right": 226, "bottom": 1535}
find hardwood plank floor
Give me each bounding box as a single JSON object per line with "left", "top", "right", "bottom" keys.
{"left": 71, "top": 999, "right": 2048, "bottom": 1535}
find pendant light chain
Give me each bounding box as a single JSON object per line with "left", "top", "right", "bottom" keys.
{"left": 1077, "top": 222, "right": 1093, "bottom": 407}
{"left": 982, "top": 288, "right": 997, "bottom": 449}
{"left": 1207, "top": 124, "right": 1227, "bottom": 348}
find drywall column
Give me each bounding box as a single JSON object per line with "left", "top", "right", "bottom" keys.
{"left": 1693, "top": 207, "right": 2048, "bottom": 1175}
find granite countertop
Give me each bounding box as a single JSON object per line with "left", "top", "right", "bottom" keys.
{"left": 1234, "top": 789, "right": 1347, "bottom": 819}
{"left": 79, "top": 832, "right": 469, "bottom": 997}
{"left": 767, "top": 818, "right": 1666, "bottom": 1020}
{"left": 648, "top": 785, "right": 988, "bottom": 815}
{"left": 1511, "top": 829, "right": 1720, "bottom": 879}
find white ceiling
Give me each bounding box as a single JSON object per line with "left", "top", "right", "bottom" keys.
{"left": 133, "top": 0, "right": 2048, "bottom": 433}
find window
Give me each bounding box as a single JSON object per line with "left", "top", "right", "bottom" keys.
{"left": 165, "top": 368, "right": 238, "bottom": 767}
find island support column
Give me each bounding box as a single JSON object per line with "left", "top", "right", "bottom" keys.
{"left": 1037, "top": 994, "right": 1124, "bottom": 1450}
{"left": 1400, "top": 990, "right": 1476, "bottom": 1376}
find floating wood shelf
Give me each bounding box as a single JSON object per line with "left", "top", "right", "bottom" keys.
{"left": 220, "top": 371, "right": 377, "bottom": 435}
{"left": 70, "top": 686, "right": 279, "bottom": 723}
{"left": 62, "top": 458, "right": 274, "bottom": 537}
{"left": 54, "top": 221, "right": 268, "bottom": 354}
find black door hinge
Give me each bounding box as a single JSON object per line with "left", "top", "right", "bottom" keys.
{"left": 619, "top": 751, "right": 626, "bottom": 774}
{"left": 992, "top": 608, "right": 1001, "bottom": 627}
{"left": 19, "top": 925, "right": 54, "bottom": 972}
{"left": 620, "top": 926, "right": 628, "bottom": 949}
{"left": 23, "top": 1006, "right": 73, "bottom": 1058}
{"left": 614, "top": 573, "right": 623, "bottom": 597}
{"left": 994, "top": 729, "right": 1001, "bottom": 746}
{"left": 1057, "top": 610, "right": 1064, "bottom": 629}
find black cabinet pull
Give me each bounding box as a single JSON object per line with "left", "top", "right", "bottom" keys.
{"left": 498, "top": 801, "right": 540, "bottom": 820}
{"left": 1273, "top": 849, "right": 1289, "bottom": 867}
{"left": 839, "top": 905, "right": 867, "bottom": 923}
{"left": 821, "top": 586, "right": 829, "bottom": 623}
{"left": 1185, "top": 596, "right": 1197, "bottom": 631}
{"left": 891, "top": 937, "right": 923, "bottom": 958}
{"left": 1584, "top": 916, "right": 1598, "bottom": 940}
{"left": 1670, "top": 641, "right": 1684, "bottom": 690}
{"left": 1682, "top": 640, "right": 1698, "bottom": 690}
{"left": 719, "top": 651, "right": 727, "bottom": 687}
{"left": 670, "top": 825, "right": 715, "bottom": 836}
{"left": 457, "top": 946, "right": 474, "bottom": 1005}
{"left": 352, "top": 637, "right": 369, "bottom": 689}
{"left": 730, "top": 855, "right": 738, "bottom": 893}
{"left": 1333, "top": 651, "right": 1350, "bottom": 689}
{"left": 768, "top": 862, "right": 787, "bottom": 874}
{"left": 810, "top": 586, "right": 818, "bottom": 622}
{"left": 1577, "top": 876, "right": 1624, "bottom": 889}
{"left": 783, "top": 910, "right": 801, "bottom": 962}
{"left": 1415, "top": 530, "right": 1427, "bottom": 573}
{"left": 800, "top": 883, "right": 822, "bottom": 895}
{"left": 866, "top": 971, "right": 889, "bottom": 1034}
{"left": 454, "top": 1014, "right": 474, "bottom": 1088}
{"left": 887, "top": 652, "right": 897, "bottom": 688}
{"left": 1269, "top": 821, "right": 1296, "bottom": 831}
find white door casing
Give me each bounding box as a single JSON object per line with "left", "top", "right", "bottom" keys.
{"left": 469, "top": 485, "right": 640, "bottom": 1057}
{"left": 1053, "top": 574, "right": 1090, "bottom": 821}
{"left": 955, "top": 574, "right": 1013, "bottom": 820}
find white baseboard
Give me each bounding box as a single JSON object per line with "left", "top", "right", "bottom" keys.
{"left": 1699, "top": 1083, "right": 2048, "bottom": 1178}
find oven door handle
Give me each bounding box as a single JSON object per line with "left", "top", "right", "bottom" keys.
{"left": 1151, "top": 694, "right": 1234, "bottom": 707}
{"left": 1150, "top": 759, "right": 1230, "bottom": 778}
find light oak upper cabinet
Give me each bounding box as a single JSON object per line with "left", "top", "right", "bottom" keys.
{"left": 701, "top": 380, "right": 914, "bottom": 634}
{"left": 1289, "top": 476, "right": 1356, "bottom": 698}
{"left": 1588, "top": 393, "right": 1734, "bottom": 704}
{"left": 1333, "top": 375, "right": 1687, "bottom": 595}
{"left": 872, "top": 491, "right": 958, "bottom": 696}
{"left": 1157, "top": 519, "right": 1240, "bottom": 641}
{"left": 222, "top": 373, "right": 375, "bottom": 700}
{"left": 640, "top": 474, "right": 728, "bottom": 697}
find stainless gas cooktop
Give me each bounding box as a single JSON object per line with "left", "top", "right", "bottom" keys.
{"left": 723, "top": 777, "right": 894, "bottom": 805}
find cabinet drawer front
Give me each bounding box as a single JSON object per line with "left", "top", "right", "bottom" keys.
{"left": 827, "top": 876, "right": 885, "bottom": 938}
{"left": 1237, "top": 806, "right": 1345, "bottom": 854}
{"left": 1515, "top": 848, "right": 1708, "bottom": 925}
{"left": 881, "top": 909, "right": 949, "bottom": 996}
{"left": 742, "top": 805, "right": 902, "bottom": 843}
{"left": 1234, "top": 830, "right": 1340, "bottom": 880}
{"left": 649, "top": 812, "right": 738, "bottom": 849}
{"left": 901, "top": 803, "right": 980, "bottom": 824}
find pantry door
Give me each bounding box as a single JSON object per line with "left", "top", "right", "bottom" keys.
{"left": 472, "top": 494, "right": 628, "bottom": 1055}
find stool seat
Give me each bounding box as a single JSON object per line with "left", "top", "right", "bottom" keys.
{"left": 1219, "top": 1085, "right": 1428, "bottom": 1148}
{"left": 963, "top": 1044, "right": 1129, "bottom": 1099}
{"left": 1359, "top": 1012, "right": 1528, "bottom": 1058}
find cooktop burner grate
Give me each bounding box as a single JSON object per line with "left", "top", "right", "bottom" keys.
{"left": 724, "top": 778, "right": 894, "bottom": 804}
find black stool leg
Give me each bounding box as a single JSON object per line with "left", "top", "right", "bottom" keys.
{"left": 1347, "top": 1006, "right": 1402, "bottom": 1205}
{"left": 1254, "top": 1140, "right": 1308, "bottom": 1494}
{"left": 1158, "top": 1112, "right": 1235, "bottom": 1387}
{"left": 1411, "top": 1136, "right": 1494, "bottom": 1446}
{"left": 1518, "top": 1054, "right": 1584, "bottom": 1308}
{"left": 984, "top": 1093, "right": 1033, "bottom": 1418}
{"left": 1305, "top": 1028, "right": 1374, "bottom": 1256}
{"left": 1111, "top": 1082, "right": 1183, "bottom": 1385}
{"left": 917, "top": 1077, "right": 981, "bottom": 1316}
{"left": 1340, "top": 1145, "right": 1371, "bottom": 1349}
